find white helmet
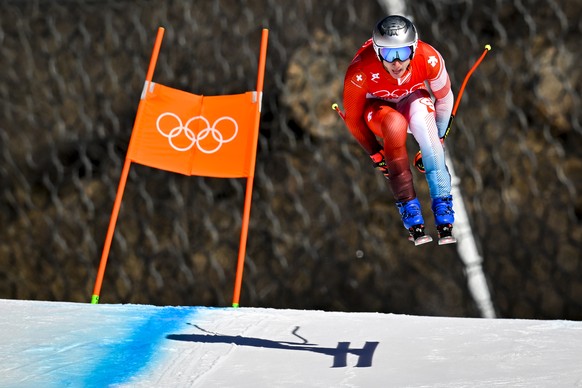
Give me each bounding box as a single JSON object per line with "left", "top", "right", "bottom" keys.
{"left": 372, "top": 15, "right": 418, "bottom": 62}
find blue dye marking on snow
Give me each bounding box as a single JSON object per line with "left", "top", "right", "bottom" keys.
{"left": 77, "top": 306, "right": 198, "bottom": 387}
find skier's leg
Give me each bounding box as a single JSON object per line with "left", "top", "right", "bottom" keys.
{"left": 365, "top": 100, "right": 415, "bottom": 202}
{"left": 365, "top": 100, "right": 427, "bottom": 237}
{"left": 403, "top": 91, "right": 455, "bottom": 233}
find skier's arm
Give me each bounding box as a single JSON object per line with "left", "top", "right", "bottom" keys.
{"left": 427, "top": 52, "right": 454, "bottom": 139}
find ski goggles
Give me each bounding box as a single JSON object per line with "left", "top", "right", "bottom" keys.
{"left": 377, "top": 46, "right": 413, "bottom": 63}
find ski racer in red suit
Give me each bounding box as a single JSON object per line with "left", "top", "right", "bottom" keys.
{"left": 342, "top": 15, "right": 456, "bottom": 244}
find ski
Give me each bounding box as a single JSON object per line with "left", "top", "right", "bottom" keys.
{"left": 437, "top": 224, "right": 457, "bottom": 245}
{"left": 407, "top": 225, "right": 433, "bottom": 246}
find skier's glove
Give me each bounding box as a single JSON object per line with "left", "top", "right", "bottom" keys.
{"left": 370, "top": 151, "right": 389, "bottom": 179}
{"left": 414, "top": 138, "right": 446, "bottom": 174}
{"left": 414, "top": 151, "right": 425, "bottom": 174}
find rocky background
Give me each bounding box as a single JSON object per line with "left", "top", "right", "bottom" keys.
{"left": 1, "top": 0, "right": 581, "bottom": 319}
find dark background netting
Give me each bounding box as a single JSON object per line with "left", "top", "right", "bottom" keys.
{"left": 1, "top": 0, "right": 581, "bottom": 319}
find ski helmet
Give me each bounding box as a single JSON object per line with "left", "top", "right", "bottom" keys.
{"left": 372, "top": 15, "right": 418, "bottom": 62}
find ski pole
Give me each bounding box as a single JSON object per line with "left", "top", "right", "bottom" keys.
{"left": 441, "top": 44, "right": 492, "bottom": 140}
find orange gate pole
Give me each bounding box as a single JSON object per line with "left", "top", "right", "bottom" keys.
{"left": 91, "top": 27, "right": 166, "bottom": 304}
{"left": 232, "top": 28, "right": 269, "bottom": 308}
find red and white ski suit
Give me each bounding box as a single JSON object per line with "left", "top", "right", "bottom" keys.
{"left": 342, "top": 39, "right": 454, "bottom": 202}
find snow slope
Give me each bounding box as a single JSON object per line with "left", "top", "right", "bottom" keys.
{"left": 1, "top": 299, "right": 581, "bottom": 387}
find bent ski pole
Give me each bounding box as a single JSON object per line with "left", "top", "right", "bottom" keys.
{"left": 442, "top": 44, "right": 492, "bottom": 140}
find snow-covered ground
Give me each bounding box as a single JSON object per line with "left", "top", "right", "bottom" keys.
{"left": 1, "top": 299, "right": 581, "bottom": 387}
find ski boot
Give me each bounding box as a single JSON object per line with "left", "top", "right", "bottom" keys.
{"left": 397, "top": 198, "right": 432, "bottom": 246}
{"left": 432, "top": 195, "right": 457, "bottom": 245}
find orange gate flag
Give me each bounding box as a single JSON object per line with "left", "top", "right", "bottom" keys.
{"left": 128, "top": 83, "right": 260, "bottom": 178}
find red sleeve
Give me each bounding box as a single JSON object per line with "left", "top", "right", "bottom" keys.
{"left": 342, "top": 63, "right": 382, "bottom": 155}
{"left": 421, "top": 43, "right": 451, "bottom": 99}
{"left": 421, "top": 44, "right": 454, "bottom": 135}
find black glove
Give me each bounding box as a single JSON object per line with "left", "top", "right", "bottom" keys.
{"left": 370, "top": 151, "right": 389, "bottom": 179}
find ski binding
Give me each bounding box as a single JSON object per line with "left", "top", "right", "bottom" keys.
{"left": 408, "top": 225, "right": 433, "bottom": 246}
{"left": 437, "top": 224, "right": 457, "bottom": 245}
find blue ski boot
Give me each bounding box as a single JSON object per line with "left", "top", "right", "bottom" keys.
{"left": 396, "top": 198, "right": 432, "bottom": 246}
{"left": 432, "top": 195, "right": 457, "bottom": 245}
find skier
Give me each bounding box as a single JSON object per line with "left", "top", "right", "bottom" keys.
{"left": 341, "top": 15, "right": 456, "bottom": 245}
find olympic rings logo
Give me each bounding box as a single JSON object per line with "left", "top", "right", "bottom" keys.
{"left": 156, "top": 112, "right": 238, "bottom": 154}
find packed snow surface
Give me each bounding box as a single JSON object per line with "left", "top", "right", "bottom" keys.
{"left": 1, "top": 299, "right": 581, "bottom": 387}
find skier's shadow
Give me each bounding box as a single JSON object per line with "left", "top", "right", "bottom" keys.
{"left": 166, "top": 325, "right": 378, "bottom": 368}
